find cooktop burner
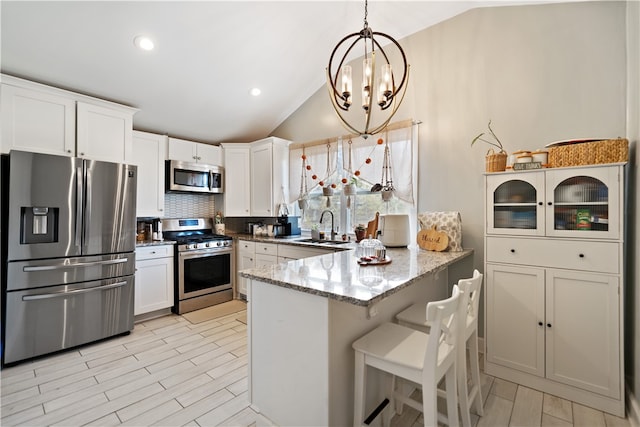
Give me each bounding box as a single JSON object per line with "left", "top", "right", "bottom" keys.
{"left": 162, "top": 218, "right": 232, "bottom": 251}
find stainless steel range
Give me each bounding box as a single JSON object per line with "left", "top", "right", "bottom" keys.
{"left": 162, "top": 218, "right": 233, "bottom": 314}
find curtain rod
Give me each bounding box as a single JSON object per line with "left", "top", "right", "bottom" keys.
{"left": 289, "top": 118, "right": 419, "bottom": 150}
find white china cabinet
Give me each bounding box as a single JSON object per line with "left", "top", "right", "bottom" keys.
{"left": 484, "top": 163, "right": 625, "bottom": 416}
{"left": 168, "top": 137, "right": 221, "bottom": 165}
{"left": 134, "top": 245, "right": 174, "bottom": 316}
{"left": 132, "top": 131, "right": 167, "bottom": 217}
{"left": 1, "top": 74, "right": 136, "bottom": 163}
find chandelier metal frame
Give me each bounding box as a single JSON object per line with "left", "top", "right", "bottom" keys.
{"left": 326, "top": 0, "right": 410, "bottom": 138}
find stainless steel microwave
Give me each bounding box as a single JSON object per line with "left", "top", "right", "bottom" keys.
{"left": 166, "top": 160, "right": 224, "bottom": 194}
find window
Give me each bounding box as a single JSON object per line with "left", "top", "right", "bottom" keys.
{"left": 289, "top": 122, "right": 417, "bottom": 239}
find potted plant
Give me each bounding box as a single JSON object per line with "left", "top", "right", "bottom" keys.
{"left": 471, "top": 120, "right": 507, "bottom": 172}
{"left": 214, "top": 211, "right": 225, "bottom": 234}
{"left": 354, "top": 223, "right": 367, "bottom": 243}
{"left": 311, "top": 224, "right": 320, "bottom": 241}
{"left": 343, "top": 177, "right": 358, "bottom": 196}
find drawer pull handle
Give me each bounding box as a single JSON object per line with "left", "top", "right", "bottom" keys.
{"left": 579, "top": 253, "right": 585, "bottom": 258}
{"left": 510, "top": 249, "right": 515, "bottom": 253}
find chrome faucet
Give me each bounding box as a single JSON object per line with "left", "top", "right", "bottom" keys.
{"left": 319, "top": 210, "right": 336, "bottom": 241}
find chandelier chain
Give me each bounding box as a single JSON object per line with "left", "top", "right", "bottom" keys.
{"left": 363, "top": 0, "right": 368, "bottom": 29}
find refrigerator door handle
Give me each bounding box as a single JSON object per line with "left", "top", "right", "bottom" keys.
{"left": 75, "top": 165, "right": 83, "bottom": 248}
{"left": 21, "top": 281, "right": 128, "bottom": 301}
{"left": 83, "top": 166, "right": 92, "bottom": 248}
{"left": 23, "top": 257, "right": 128, "bottom": 272}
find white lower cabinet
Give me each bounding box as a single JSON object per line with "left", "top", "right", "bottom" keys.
{"left": 236, "top": 240, "right": 338, "bottom": 298}
{"left": 135, "top": 245, "right": 174, "bottom": 316}
{"left": 236, "top": 240, "right": 256, "bottom": 297}
{"left": 254, "top": 243, "right": 278, "bottom": 267}
{"left": 486, "top": 264, "right": 620, "bottom": 400}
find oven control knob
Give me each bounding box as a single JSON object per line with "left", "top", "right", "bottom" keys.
{"left": 216, "top": 241, "right": 222, "bottom": 247}
{"left": 205, "top": 242, "right": 210, "bottom": 248}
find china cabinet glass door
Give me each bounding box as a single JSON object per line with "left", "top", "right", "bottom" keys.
{"left": 486, "top": 172, "right": 545, "bottom": 236}
{"left": 545, "top": 167, "right": 620, "bottom": 239}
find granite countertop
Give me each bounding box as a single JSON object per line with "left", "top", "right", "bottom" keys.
{"left": 136, "top": 240, "right": 176, "bottom": 247}
{"left": 240, "top": 246, "right": 473, "bottom": 307}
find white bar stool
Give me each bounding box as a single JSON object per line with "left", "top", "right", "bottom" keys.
{"left": 396, "top": 269, "right": 485, "bottom": 427}
{"left": 352, "top": 286, "right": 465, "bottom": 427}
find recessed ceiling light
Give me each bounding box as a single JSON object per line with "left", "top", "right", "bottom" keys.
{"left": 249, "top": 88, "right": 261, "bottom": 97}
{"left": 134, "top": 35, "right": 154, "bottom": 51}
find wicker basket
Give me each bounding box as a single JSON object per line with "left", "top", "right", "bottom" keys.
{"left": 548, "top": 138, "right": 628, "bottom": 168}
{"left": 485, "top": 149, "right": 507, "bottom": 172}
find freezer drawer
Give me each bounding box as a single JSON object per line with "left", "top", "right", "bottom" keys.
{"left": 6, "top": 252, "right": 135, "bottom": 291}
{"left": 3, "top": 276, "right": 134, "bottom": 364}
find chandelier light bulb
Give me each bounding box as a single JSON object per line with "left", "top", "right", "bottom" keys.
{"left": 341, "top": 65, "right": 352, "bottom": 107}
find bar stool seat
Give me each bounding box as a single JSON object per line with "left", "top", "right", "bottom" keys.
{"left": 352, "top": 286, "right": 464, "bottom": 427}
{"left": 396, "top": 269, "right": 485, "bottom": 427}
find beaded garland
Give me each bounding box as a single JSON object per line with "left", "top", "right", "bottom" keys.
{"left": 302, "top": 137, "right": 384, "bottom": 187}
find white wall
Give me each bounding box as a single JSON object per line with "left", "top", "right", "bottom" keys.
{"left": 625, "top": 0, "right": 640, "bottom": 423}
{"left": 274, "top": 0, "right": 639, "bottom": 419}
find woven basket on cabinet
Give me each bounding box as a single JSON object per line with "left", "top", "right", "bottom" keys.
{"left": 485, "top": 149, "right": 508, "bottom": 172}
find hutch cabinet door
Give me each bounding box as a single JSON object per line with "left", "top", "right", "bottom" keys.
{"left": 545, "top": 269, "right": 620, "bottom": 398}
{"left": 486, "top": 172, "right": 545, "bottom": 236}
{"left": 544, "top": 166, "right": 621, "bottom": 240}
{"left": 486, "top": 263, "right": 545, "bottom": 377}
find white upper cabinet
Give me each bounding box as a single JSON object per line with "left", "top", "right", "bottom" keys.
{"left": 168, "top": 137, "right": 221, "bottom": 165}
{"left": 222, "top": 144, "right": 251, "bottom": 216}
{"left": 250, "top": 137, "right": 290, "bottom": 217}
{"left": 1, "top": 83, "right": 76, "bottom": 156}
{"left": 0, "top": 75, "right": 137, "bottom": 163}
{"left": 77, "top": 101, "right": 133, "bottom": 163}
{"left": 221, "top": 137, "right": 290, "bottom": 218}
{"left": 132, "top": 130, "right": 167, "bottom": 217}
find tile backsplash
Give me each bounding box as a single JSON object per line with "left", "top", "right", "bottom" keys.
{"left": 164, "top": 193, "right": 216, "bottom": 219}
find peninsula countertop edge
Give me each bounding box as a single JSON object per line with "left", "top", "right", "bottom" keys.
{"left": 239, "top": 247, "right": 474, "bottom": 307}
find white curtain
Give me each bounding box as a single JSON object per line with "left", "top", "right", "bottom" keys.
{"left": 289, "top": 120, "right": 416, "bottom": 204}
{"left": 289, "top": 139, "right": 338, "bottom": 203}
{"left": 341, "top": 124, "right": 415, "bottom": 204}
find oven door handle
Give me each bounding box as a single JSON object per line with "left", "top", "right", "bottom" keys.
{"left": 179, "top": 249, "right": 232, "bottom": 259}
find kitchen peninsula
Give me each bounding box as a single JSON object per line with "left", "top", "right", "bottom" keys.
{"left": 240, "top": 246, "right": 473, "bottom": 426}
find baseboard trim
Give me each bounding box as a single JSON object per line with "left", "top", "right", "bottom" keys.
{"left": 628, "top": 384, "right": 640, "bottom": 427}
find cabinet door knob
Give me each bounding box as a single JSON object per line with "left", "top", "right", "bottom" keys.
{"left": 547, "top": 202, "right": 552, "bottom": 206}
{"left": 67, "top": 149, "right": 72, "bottom": 153}
{"left": 538, "top": 321, "right": 543, "bottom": 326}
{"left": 510, "top": 249, "right": 515, "bottom": 253}
{"left": 538, "top": 202, "right": 543, "bottom": 206}
{"left": 547, "top": 323, "right": 552, "bottom": 328}
{"left": 578, "top": 253, "right": 585, "bottom": 258}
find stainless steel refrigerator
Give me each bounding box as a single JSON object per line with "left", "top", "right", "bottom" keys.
{"left": 2, "top": 150, "right": 137, "bottom": 364}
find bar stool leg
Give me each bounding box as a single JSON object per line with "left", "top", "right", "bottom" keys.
{"left": 354, "top": 351, "right": 366, "bottom": 426}
{"left": 468, "top": 329, "right": 484, "bottom": 416}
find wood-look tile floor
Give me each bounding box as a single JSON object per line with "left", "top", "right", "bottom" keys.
{"left": 0, "top": 310, "right": 632, "bottom": 427}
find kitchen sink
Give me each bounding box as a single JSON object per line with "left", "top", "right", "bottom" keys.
{"left": 294, "top": 238, "right": 350, "bottom": 245}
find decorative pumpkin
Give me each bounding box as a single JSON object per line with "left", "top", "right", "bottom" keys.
{"left": 417, "top": 225, "right": 449, "bottom": 251}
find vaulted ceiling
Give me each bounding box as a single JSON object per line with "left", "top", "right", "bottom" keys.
{"left": 1, "top": 1, "right": 567, "bottom": 144}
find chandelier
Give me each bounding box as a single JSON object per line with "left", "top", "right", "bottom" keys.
{"left": 326, "top": 0, "right": 409, "bottom": 138}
